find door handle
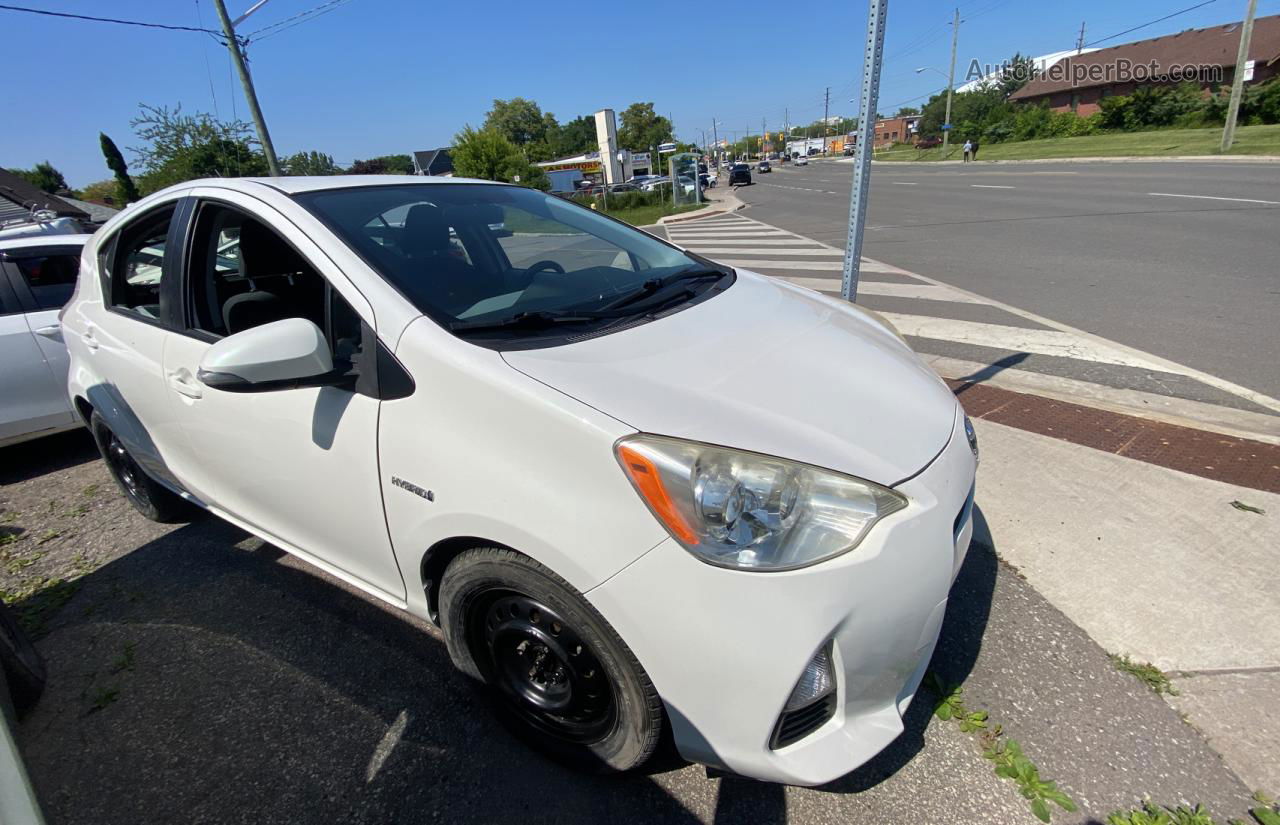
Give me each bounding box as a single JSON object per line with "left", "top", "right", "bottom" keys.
{"left": 34, "top": 324, "right": 62, "bottom": 338}
{"left": 82, "top": 328, "right": 99, "bottom": 350}
{"left": 168, "top": 373, "right": 203, "bottom": 400}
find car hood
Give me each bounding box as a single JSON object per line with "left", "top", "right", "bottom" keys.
{"left": 501, "top": 271, "right": 958, "bottom": 485}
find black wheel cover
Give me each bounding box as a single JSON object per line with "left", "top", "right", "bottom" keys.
{"left": 469, "top": 590, "right": 617, "bottom": 744}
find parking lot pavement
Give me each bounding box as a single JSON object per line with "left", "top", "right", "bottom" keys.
{"left": 1, "top": 432, "right": 1261, "bottom": 823}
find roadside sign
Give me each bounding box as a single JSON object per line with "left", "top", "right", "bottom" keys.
{"left": 1244, "top": 59, "right": 1255, "bottom": 82}
{"left": 658, "top": 142, "right": 677, "bottom": 153}
{"left": 941, "top": 123, "right": 953, "bottom": 130}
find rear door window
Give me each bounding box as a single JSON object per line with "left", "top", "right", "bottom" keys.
{"left": 10, "top": 250, "right": 81, "bottom": 309}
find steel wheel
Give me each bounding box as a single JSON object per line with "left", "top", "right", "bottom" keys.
{"left": 472, "top": 591, "right": 617, "bottom": 744}
{"left": 105, "top": 433, "right": 150, "bottom": 510}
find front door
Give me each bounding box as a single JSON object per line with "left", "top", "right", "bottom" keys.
{"left": 161, "top": 192, "right": 405, "bottom": 602}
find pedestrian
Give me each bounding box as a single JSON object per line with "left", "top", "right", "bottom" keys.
{"left": 962, "top": 139, "right": 972, "bottom": 162}
{"left": 971, "top": 139, "right": 980, "bottom": 161}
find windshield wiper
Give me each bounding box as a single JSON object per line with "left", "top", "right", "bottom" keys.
{"left": 448, "top": 310, "right": 616, "bottom": 333}
{"left": 599, "top": 268, "right": 728, "bottom": 311}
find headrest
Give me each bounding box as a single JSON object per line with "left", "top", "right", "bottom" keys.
{"left": 402, "top": 203, "right": 451, "bottom": 258}
{"left": 222, "top": 290, "right": 285, "bottom": 334}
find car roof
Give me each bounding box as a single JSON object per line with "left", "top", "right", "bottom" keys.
{"left": 0, "top": 233, "right": 91, "bottom": 252}
{"left": 241, "top": 175, "right": 498, "bottom": 195}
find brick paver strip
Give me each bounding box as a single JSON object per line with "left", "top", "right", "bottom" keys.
{"left": 946, "top": 380, "right": 1280, "bottom": 494}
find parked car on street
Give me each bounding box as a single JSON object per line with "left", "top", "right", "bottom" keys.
{"left": 757, "top": 161, "right": 771, "bottom": 173}
{"left": 794, "top": 155, "right": 809, "bottom": 166}
{"left": 62, "top": 176, "right": 976, "bottom": 786}
{"left": 728, "top": 163, "right": 752, "bottom": 185}
{"left": 0, "top": 233, "right": 90, "bottom": 447}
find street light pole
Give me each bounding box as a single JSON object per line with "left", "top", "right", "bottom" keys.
{"left": 942, "top": 7, "right": 960, "bottom": 156}
{"left": 212, "top": 0, "right": 281, "bottom": 176}
{"left": 1221, "top": 0, "right": 1258, "bottom": 152}
{"left": 841, "top": 0, "right": 889, "bottom": 303}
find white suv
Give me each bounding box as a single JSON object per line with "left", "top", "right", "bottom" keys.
{"left": 62, "top": 176, "right": 976, "bottom": 785}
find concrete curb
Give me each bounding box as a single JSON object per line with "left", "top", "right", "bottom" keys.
{"left": 655, "top": 190, "right": 746, "bottom": 225}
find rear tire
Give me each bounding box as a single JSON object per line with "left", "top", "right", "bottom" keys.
{"left": 439, "top": 547, "right": 663, "bottom": 773}
{"left": 0, "top": 601, "right": 45, "bottom": 716}
{"left": 90, "top": 412, "right": 196, "bottom": 523}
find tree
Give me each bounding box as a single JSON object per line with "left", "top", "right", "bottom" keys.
{"left": 549, "top": 115, "right": 597, "bottom": 157}
{"left": 617, "top": 103, "right": 672, "bottom": 152}
{"left": 12, "top": 161, "right": 68, "bottom": 194}
{"left": 996, "top": 53, "right": 1037, "bottom": 97}
{"left": 129, "top": 103, "right": 268, "bottom": 194}
{"left": 76, "top": 180, "right": 118, "bottom": 203}
{"left": 347, "top": 154, "right": 413, "bottom": 175}
{"left": 484, "top": 98, "right": 551, "bottom": 146}
{"left": 451, "top": 126, "right": 548, "bottom": 190}
{"left": 99, "top": 133, "right": 139, "bottom": 204}
{"left": 895, "top": 106, "right": 921, "bottom": 116}
{"left": 283, "top": 150, "right": 339, "bottom": 175}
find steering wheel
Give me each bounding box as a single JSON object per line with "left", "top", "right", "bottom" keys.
{"left": 525, "top": 260, "right": 567, "bottom": 276}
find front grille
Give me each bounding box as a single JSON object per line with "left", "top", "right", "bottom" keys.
{"left": 770, "top": 692, "right": 837, "bottom": 749}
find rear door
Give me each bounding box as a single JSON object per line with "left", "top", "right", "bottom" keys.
{"left": 4, "top": 244, "right": 82, "bottom": 426}
{"left": 80, "top": 200, "right": 190, "bottom": 487}
{"left": 0, "top": 246, "right": 78, "bottom": 441}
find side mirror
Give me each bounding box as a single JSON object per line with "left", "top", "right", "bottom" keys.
{"left": 197, "top": 318, "right": 347, "bottom": 393}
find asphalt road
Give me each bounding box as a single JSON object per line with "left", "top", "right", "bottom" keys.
{"left": 736, "top": 159, "right": 1280, "bottom": 398}
{"left": 5, "top": 432, "right": 1255, "bottom": 824}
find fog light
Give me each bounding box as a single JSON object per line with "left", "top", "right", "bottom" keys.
{"left": 784, "top": 642, "right": 836, "bottom": 712}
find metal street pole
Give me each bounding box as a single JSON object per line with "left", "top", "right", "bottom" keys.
{"left": 841, "top": 0, "right": 889, "bottom": 302}
{"left": 942, "top": 7, "right": 960, "bottom": 156}
{"left": 824, "top": 89, "right": 831, "bottom": 154}
{"left": 212, "top": 0, "right": 281, "bottom": 177}
{"left": 1221, "top": 0, "right": 1258, "bottom": 152}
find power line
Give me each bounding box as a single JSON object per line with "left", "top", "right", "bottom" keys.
{"left": 1084, "top": 0, "right": 1219, "bottom": 48}
{"left": 0, "top": 3, "right": 218, "bottom": 34}
{"left": 245, "top": 0, "right": 353, "bottom": 41}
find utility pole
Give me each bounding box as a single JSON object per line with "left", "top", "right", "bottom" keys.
{"left": 1221, "top": 0, "right": 1258, "bottom": 152}
{"left": 784, "top": 107, "right": 789, "bottom": 156}
{"left": 712, "top": 119, "right": 719, "bottom": 163}
{"left": 762, "top": 117, "right": 767, "bottom": 157}
{"left": 1075, "top": 21, "right": 1086, "bottom": 53}
{"left": 842, "top": 0, "right": 888, "bottom": 302}
{"left": 942, "top": 7, "right": 960, "bottom": 156}
{"left": 823, "top": 86, "right": 831, "bottom": 154}
{"left": 212, "top": 0, "right": 281, "bottom": 176}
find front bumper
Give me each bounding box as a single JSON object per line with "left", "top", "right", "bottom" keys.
{"left": 586, "top": 403, "right": 976, "bottom": 785}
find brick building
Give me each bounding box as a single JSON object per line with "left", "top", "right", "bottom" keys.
{"left": 1009, "top": 15, "right": 1280, "bottom": 116}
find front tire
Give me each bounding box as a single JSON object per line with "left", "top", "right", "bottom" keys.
{"left": 90, "top": 412, "right": 196, "bottom": 523}
{"left": 439, "top": 547, "right": 663, "bottom": 773}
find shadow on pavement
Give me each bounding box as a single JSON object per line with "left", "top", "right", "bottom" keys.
{"left": 955, "top": 353, "right": 1029, "bottom": 389}
{"left": 13, "top": 500, "right": 997, "bottom": 824}
{"left": 15, "top": 519, "right": 706, "bottom": 824}
{"left": 0, "top": 428, "right": 97, "bottom": 485}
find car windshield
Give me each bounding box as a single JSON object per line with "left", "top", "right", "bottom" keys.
{"left": 294, "top": 183, "right": 725, "bottom": 344}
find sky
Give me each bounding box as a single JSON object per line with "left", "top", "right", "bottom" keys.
{"left": 3, "top": 0, "right": 1278, "bottom": 187}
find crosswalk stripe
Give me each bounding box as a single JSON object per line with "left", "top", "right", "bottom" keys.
{"left": 676, "top": 238, "right": 823, "bottom": 247}
{"left": 780, "top": 277, "right": 983, "bottom": 303}
{"left": 679, "top": 247, "right": 844, "bottom": 256}
{"left": 877, "top": 314, "right": 1174, "bottom": 371}
{"left": 668, "top": 230, "right": 792, "bottom": 238}
{"left": 719, "top": 259, "right": 845, "bottom": 270}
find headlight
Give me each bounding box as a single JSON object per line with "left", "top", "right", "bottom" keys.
{"left": 615, "top": 435, "right": 907, "bottom": 571}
